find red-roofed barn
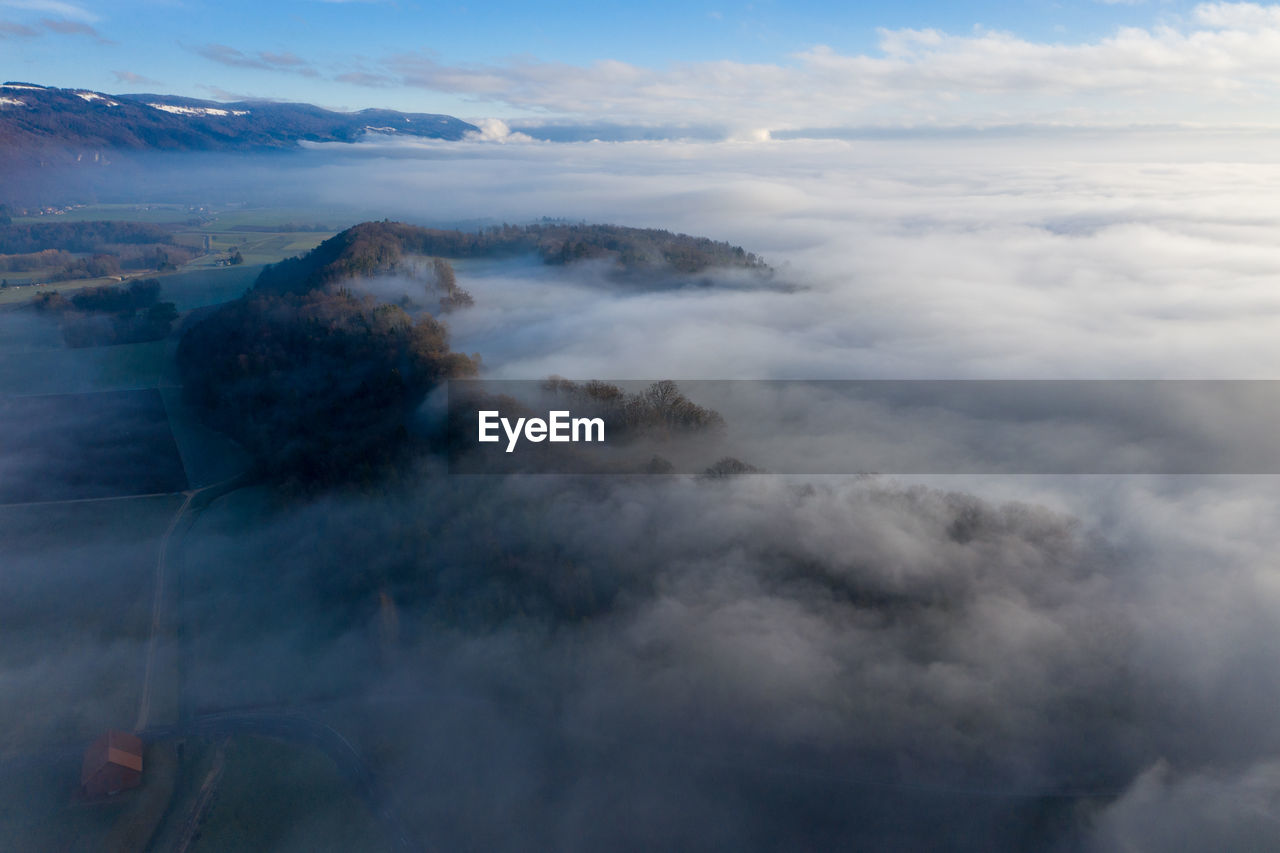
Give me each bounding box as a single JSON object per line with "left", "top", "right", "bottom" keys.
{"left": 81, "top": 730, "right": 144, "bottom": 798}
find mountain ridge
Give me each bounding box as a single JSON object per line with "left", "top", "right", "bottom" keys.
{"left": 0, "top": 82, "right": 478, "bottom": 160}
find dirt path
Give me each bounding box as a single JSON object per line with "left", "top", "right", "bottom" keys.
{"left": 133, "top": 488, "right": 195, "bottom": 732}
{"left": 134, "top": 471, "right": 252, "bottom": 732}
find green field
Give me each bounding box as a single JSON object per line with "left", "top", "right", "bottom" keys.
{"left": 0, "top": 263, "right": 262, "bottom": 310}
{"left": 203, "top": 208, "right": 346, "bottom": 230}
{"left": 178, "top": 486, "right": 380, "bottom": 710}
{"left": 0, "top": 274, "right": 154, "bottom": 305}
{"left": 174, "top": 230, "right": 334, "bottom": 267}
{"left": 11, "top": 203, "right": 210, "bottom": 225}
{"left": 0, "top": 338, "right": 167, "bottom": 395}
{"left": 161, "top": 384, "right": 252, "bottom": 488}
{"left": 0, "top": 757, "right": 138, "bottom": 853}
{"left": 0, "top": 495, "right": 185, "bottom": 749}
{"left": 157, "top": 264, "right": 263, "bottom": 311}
{"left": 0, "top": 305, "right": 60, "bottom": 347}
{"left": 0, "top": 738, "right": 179, "bottom": 853}
{"left": 0, "top": 334, "right": 165, "bottom": 390}
{"left": 186, "top": 736, "right": 384, "bottom": 853}
{"left": 1, "top": 204, "right": 345, "bottom": 307}
{"left": 0, "top": 203, "right": 371, "bottom": 850}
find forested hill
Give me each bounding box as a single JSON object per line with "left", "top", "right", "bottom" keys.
{"left": 254, "top": 220, "right": 773, "bottom": 295}
{"left": 178, "top": 218, "right": 774, "bottom": 488}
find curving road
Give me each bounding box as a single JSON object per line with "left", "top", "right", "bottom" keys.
{"left": 127, "top": 469, "right": 428, "bottom": 851}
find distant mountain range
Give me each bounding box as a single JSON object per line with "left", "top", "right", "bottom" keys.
{"left": 0, "top": 81, "right": 477, "bottom": 160}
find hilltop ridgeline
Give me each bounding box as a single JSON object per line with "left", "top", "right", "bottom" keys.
{"left": 253, "top": 220, "right": 772, "bottom": 295}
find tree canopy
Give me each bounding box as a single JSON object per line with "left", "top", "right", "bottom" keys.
{"left": 178, "top": 286, "right": 476, "bottom": 489}
{"left": 34, "top": 278, "right": 177, "bottom": 347}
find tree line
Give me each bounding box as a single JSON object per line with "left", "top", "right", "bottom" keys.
{"left": 0, "top": 220, "right": 174, "bottom": 254}
{"left": 33, "top": 278, "right": 178, "bottom": 347}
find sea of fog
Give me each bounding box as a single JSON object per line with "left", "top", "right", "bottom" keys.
{"left": 9, "top": 130, "right": 1280, "bottom": 849}
{"left": 293, "top": 130, "right": 1280, "bottom": 382}
{"left": 349, "top": 131, "right": 1280, "bottom": 849}
{"left": 300, "top": 132, "right": 1280, "bottom": 848}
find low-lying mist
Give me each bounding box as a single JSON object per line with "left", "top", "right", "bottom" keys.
{"left": 166, "top": 468, "right": 1280, "bottom": 850}
{"left": 7, "top": 128, "right": 1280, "bottom": 849}
{"left": 295, "top": 130, "right": 1280, "bottom": 379}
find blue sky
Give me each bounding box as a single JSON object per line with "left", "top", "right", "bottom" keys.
{"left": 4, "top": 1, "right": 1278, "bottom": 129}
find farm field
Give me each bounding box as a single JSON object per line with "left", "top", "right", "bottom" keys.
{"left": 156, "top": 264, "right": 262, "bottom": 311}
{"left": 1, "top": 262, "right": 263, "bottom": 311}
{"left": 0, "top": 273, "right": 158, "bottom": 304}
{"left": 178, "top": 487, "right": 380, "bottom": 712}
{"left": 0, "top": 755, "right": 147, "bottom": 853}
{"left": 0, "top": 306, "right": 60, "bottom": 348}
{"left": 0, "top": 390, "right": 187, "bottom": 503}
{"left": 11, "top": 203, "right": 346, "bottom": 229}
{"left": 1, "top": 204, "right": 344, "bottom": 306}
{"left": 0, "top": 204, "right": 466, "bottom": 851}
{"left": 0, "top": 339, "right": 168, "bottom": 395}
{"left": 0, "top": 735, "right": 180, "bottom": 852}
{"left": 11, "top": 203, "right": 209, "bottom": 225}
{"left": 0, "top": 494, "right": 184, "bottom": 750}
{"left": 0, "top": 357, "right": 246, "bottom": 852}
{"left": 160, "top": 384, "right": 251, "bottom": 489}
{"left": 186, "top": 735, "right": 383, "bottom": 853}
{"left": 175, "top": 231, "right": 334, "bottom": 268}
{"left": 195, "top": 206, "right": 347, "bottom": 231}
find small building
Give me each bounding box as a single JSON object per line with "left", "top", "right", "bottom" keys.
{"left": 81, "top": 730, "right": 144, "bottom": 798}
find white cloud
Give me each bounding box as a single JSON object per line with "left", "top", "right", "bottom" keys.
{"left": 1193, "top": 1, "right": 1280, "bottom": 27}
{"left": 1092, "top": 759, "right": 1280, "bottom": 850}
{"left": 280, "top": 129, "right": 1280, "bottom": 382}
{"left": 379, "top": 4, "right": 1280, "bottom": 130}
{"left": 0, "top": 0, "right": 97, "bottom": 23}
{"left": 463, "top": 118, "right": 536, "bottom": 144}
{"left": 111, "top": 69, "right": 160, "bottom": 86}
{"left": 298, "top": 136, "right": 1280, "bottom": 846}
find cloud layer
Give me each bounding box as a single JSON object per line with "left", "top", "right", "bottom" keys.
{"left": 12, "top": 116, "right": 1280, "bottom": 848}
{"left": 283, "top": 131, "right": 1280, "bottom": 380}
{"left": 362, "top": 3, "right": 1280, "bottom": 131}
{"left": 281, "top": 131, "right": 1280, "bottom": 846}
